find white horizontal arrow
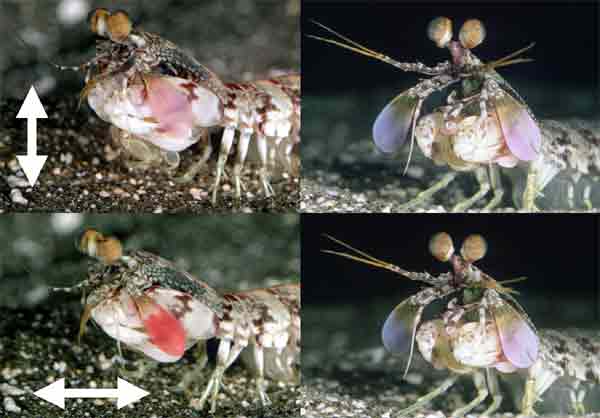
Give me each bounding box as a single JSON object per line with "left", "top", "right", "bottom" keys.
{"left": 16, "top": 86, "right": 48, "bottom": 187}
{"left": 33, "top": 378, "right": 149, "bottom": 409}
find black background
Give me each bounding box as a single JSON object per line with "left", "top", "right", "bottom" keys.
{"left": 302, "top": 214, "right": 598, "bottom": 306}
{"left": 303, "top": 1, "right": 598, "bottom": 94}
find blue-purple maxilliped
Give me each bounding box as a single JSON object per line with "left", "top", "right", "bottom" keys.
{"left": 497, "top": 314, "right": 539, "bottom": 369}
{"left": 497, "top": 96, "right": 541, "bottom": 162}
{"left": 373, "top": 94, "right": 418, "bottom": 154}
{"left": 381, "top": 301, "right": 419, "bottom": 354}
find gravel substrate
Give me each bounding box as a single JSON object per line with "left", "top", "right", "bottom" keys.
{"left": 301, "top": 298, "right": 600, "bottom": 418}
{"left": 0, "top": 97, "right": 299, "bottom": 213}
{"left": 301, "top": 91, "right": 599, "bottom": 213}
{"left": 0, "top": 305, "right": 299, "bottom": 417}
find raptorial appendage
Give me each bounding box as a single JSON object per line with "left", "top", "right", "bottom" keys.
{"left": 58, "top": 8, "right": 300, "bottom": 204}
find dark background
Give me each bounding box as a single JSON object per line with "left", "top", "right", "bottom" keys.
{"left": 303, "top": 213, "right": 599, "bottom": 328}
{"left": 303, "top": 1, "right": 598, "bottom": 117}
{"left": 0, "top": 214, "right": 300, "bottom": 308}
{"left": 0, "top": 0, "right": 300, "bottom": 100}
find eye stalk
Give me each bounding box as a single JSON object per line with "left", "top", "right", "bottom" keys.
{"left": 88, "top": 8, "right": 132, "bottom": 44}
{"left": 459, "top": 19, "right": 486, "bottom": 49}
{"left": 460, "top": 234, "right": 487, "bottom": 263}
{"left": 88, "top": 8, "right": 110, "bottom": 38}
{"left": 429, "top": 232, "right": 455, "bottom": 262}
{"left": 79, "top": 229, "right": 123, "bottom": 265}
{"left": 427, "top": 17, "right": 453, "bottom": 48}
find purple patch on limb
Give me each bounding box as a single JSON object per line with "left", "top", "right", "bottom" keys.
{"left": 497, "top": 100, "right": 541, "bottom": 162}
{"left": 498, "top": 319, "right": 539, "bottom": 369}
{"left": 381, "top": 303, "right": 415, "bottom": 354}
{"left": 373, "top": 94, "right": 417, "bottom": 154}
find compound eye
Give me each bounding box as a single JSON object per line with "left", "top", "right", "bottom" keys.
{"left": 427, "top": 17, "right": 453, "bottom": 48}
{"left": 460, "top": 234, "right": 487, "bottom": 263}
{"left": 88, "top": 8, "right": 110, "bottom": 38}
{"left": 459, "top": 19, "right": 486, "bottom": 49}
{"left": 78, "top": 229, "right": 123, "bottom": 264}
{"left": 79, "top": 229, "right": 104, "bottom": 256}
{"left": 106, "top": 10, "right": 132, "bottom": 43}
{"left": 429, "top": 232, "right": 454, "bottom": 262}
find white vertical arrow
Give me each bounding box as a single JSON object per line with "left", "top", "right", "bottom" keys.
{"left": 16, "top": 86, "right": 48, "bottom": 187}
{"left": 33, "top": 378, "right": 150, "bottom": 410}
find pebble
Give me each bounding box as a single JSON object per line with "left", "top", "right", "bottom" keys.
{"left": 189, "top": 188, "right": 205, "bottom": 200}
{"left": 60, "top": 152, "right": 73, "bottom": 165}
{"left": 53, "top": 361, "right": 67, "bottom": 373}
{"left": 10, "top": 189, "right": 28, "bottom": 205}
{"left": 0, "top": 383, "right": 26, "bottom": 396}
{"left": 6, "top": 175, "right": 29, "bottom": 188}
{"left": 8, "top": 159, "right": 20, "bottom": 172}
{"left": 353, "top": 194, "right": 367, "bottom": 203}
{"left": 404, "top": 372, "right": 424, "bottom": 385}
{"left": 99, "top": 191, "right": 110, "bottom": 198}
{"left": 406, "top": 165, "right": 425, "bottom": 179}
{"left": 3, "top": 396, "right": 21, "bottom": 413}
{"left": 2, "top": 368, "right": 23, "bottom": 380}
{"left": 97, "top": 353, "right": 113, "bottom": 371}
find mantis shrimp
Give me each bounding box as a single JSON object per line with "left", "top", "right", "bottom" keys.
{"left": 53, "top": 229, "right": 300, "bottom": 412}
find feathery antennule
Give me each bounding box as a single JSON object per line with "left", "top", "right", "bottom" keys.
{"left": 322, "top": 234, "right": 405, "bottom": 275}
{"left": 322, "top": 234, "right": 443, "bottom": 286}
{"left": 499, "top": 276, "right": 528, "bottom": 285}
{"left": 485, "top": 42, "right": 536, "bottom": 71}
{"left": 13, "top": 31, "right": 88, "bottom": 73}
{"left": 308, "top": 20, "right": 405, "bottom": 69}
{"left": 52, "top": 281, "right": 87, "bottom": 293}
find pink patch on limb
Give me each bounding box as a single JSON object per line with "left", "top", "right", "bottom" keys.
{"left": 140, "top": 300, "right": 186, "bottom": 357}
{"left": 146, "top": 77, "right": 195, "bottom": 139}
{"left": 497, "top": 102, "right": 541, "bottom": 162}
{"left": 497, "top": 319, "right": 539, "bottom": 369}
